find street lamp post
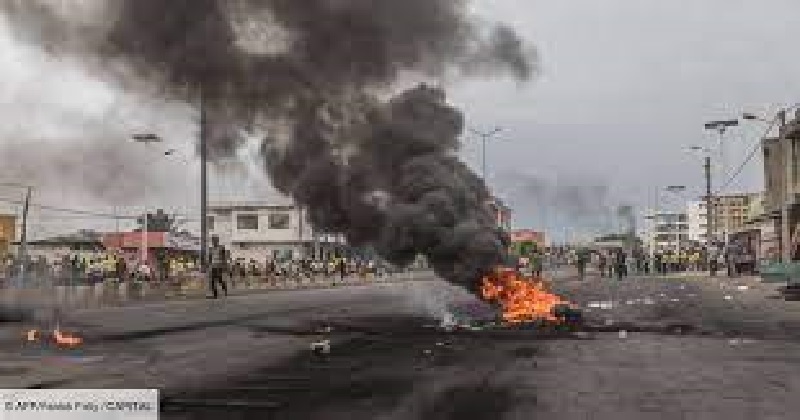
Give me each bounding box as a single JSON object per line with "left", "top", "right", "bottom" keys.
{"left": 469, "top": 127, "right": 503, "bottom": 182}
{"left": 132, "top": 134, "right": 165, "bottom": 268}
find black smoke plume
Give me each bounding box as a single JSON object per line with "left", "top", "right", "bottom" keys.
{"left": 1, "top": 0, "right": 535, "bottom": 293}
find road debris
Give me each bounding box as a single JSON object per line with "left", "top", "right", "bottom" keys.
{"left": 310, "top": 339, "right": 331, "bottom": 355}
{"left": 587, "top": 301, "right": 615, "bottom": 310}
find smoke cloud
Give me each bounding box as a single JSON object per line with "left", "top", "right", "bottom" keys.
{"left": 1, "top": 0, "right": 536, "bottom": 293}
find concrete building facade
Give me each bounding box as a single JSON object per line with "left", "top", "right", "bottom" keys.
{"left": 644, "top": 211, "right": 690, "bottom": 253}
{"left": 208, "top": 200, "right": 345, "bottom": 262}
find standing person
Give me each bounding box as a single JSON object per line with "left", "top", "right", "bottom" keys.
{"left": 615, "top": 249, "right": 627, "bottom": 280}
{"left": 575, "top": 249, "right": 588, "bottom": 280}
{"left": 207, "top": 236, "right": 229, "bottom": 299}
{"left": 338, "top": 258, "right": 347, "bottom": 283}
{"left": 531, "top": 251, "right": 543, "bottom": 278}
{"left": 115, "top": 256, "right": 127, "bottom": 282}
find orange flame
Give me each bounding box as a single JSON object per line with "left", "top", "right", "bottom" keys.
{"left": 53, "top": 329, "right": 83, "bottom": 348}
{"left": 481, "top": 268, "right": 567, "bottom": 324}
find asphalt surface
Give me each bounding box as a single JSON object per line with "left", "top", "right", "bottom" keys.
{"left": 2, "top": 269, "right": 799, "bottom": 419}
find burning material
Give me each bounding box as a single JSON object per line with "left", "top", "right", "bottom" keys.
{"left": 53, "top": 328, "right": 83, "bottom": 348}
{"left": 480, "top": 268, "right": 570, "bottom": 324}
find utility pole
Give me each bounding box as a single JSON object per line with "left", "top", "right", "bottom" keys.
{"left": 17, "top": 186, "right": 32, "bottom": 287}
{"left": 199, "top": 89, "right": 209, "bottom": 273}
{"left": 704, "top": 155, "right": 714, "bottom": 269}
{"left": 779, "top": 110, "right": 793, "bottom": 264}
{"left": 704, "top": 119, "right": 739, "bottom": 250}
{"left": 469, "top": 127, "right": 503, "bottom": 182}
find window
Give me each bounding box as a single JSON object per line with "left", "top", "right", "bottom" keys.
{"left": 207, "top": 216, "right": 215, "bottom": 231}
{"left": 237, "top": 214, "right": 259, "bottom": 230}
{"left": 268, "top": 213, "right": 291, "bottom": 229}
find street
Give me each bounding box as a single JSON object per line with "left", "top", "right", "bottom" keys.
{"left": 3, "top": 270, "right": 799, "bottom": 419}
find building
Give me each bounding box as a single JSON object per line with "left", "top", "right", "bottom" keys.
{"left": 509, "top": 229, "right": 547, "bottom": 255}
{"left": 686, "top": 201, "right": 708, "bottom": 244}
{"left": 734, "top": 192, "right": 776, "bottom": 263}
{"left": 13, "top": 230, "right": 105, "bottom": 263}
{"left": 208, "top": 200, "right": 344, "bottom": 261}
{"left": 710, "top": 194, "right": 757, "bottom": 240}
{"left": 760, "top": 114, "right": 800, "bottom": 261}
{"left": 644, "top": 211, "right": 689, "bottom": 253}
{"left": 0, "top": 214, "right": 15, "bottom": 257}
{"left": 103, "top": 231, "right": 200, "bottom": 264}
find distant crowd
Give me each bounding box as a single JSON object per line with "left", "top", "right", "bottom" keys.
{"left": 0, "top": 251, "right": 417, "bottom": 287}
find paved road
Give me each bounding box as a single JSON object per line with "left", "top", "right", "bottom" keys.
{"left": 3, "top": 271, "right": 799, "bottom": 419}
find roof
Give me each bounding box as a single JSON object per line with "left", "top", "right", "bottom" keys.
{"left": 210, "top": 200, "right": 298, "bottom": 211}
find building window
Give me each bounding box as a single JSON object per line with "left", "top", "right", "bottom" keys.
{"left": 268, "top": 213, "right": 292, "bottom": 229}
{"left": 207, "top": 216, "right": 215, "bottom": 231}
{"left": 237, "top": 214, "right": 259, "bottom": 230}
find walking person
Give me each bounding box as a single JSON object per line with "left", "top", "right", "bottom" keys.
{"left": 207, "top": 236, "right": 229, "bottom": 299}
{"left": 615, "top": 249, "right": 627, "bottom": 280}
{"left": 598, "top": 252, "right": 607, "bottom": 278}
{"left": 337, "top": 258, "right": 347, "bottom": 283}
{"left": 531, "top": 251, "right": 543, "bottom": 278}
{"left": 576, "top": 249, "right": 588, "bottom": 281}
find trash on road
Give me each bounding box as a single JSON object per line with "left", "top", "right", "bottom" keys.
{"left": 587, "top": 301, "right": 615, "bottom": 310}
{"left": 310, "top": 339, "right": 331, "bottom": 355}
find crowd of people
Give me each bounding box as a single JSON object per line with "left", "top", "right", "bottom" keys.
{"left": 565, "top": 247, "right": 758, "bottom": 280}
{"left": 0, "top": 247, "right": 411, "bottom": 290}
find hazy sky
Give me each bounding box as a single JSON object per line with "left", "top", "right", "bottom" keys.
{"left": 1, "top": 0, "right": 799, "bottom": 241}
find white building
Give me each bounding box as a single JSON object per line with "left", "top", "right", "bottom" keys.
{"left": 643, "top": 210, "right": 690, "bottom": 253}
{"left": 208, "top": 200, "right": 344, "bottom": 261}
{"left": 686, "top": 201, "right": 709, "bottom": 244}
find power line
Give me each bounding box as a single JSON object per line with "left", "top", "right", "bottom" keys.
{"left": 716, "top": 115, "right": 779, "bottom": 193}
{"left": 0, "top": 196, "right": 202, "bottom": 222}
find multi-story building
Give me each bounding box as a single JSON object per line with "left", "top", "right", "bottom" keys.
{"left": 710, "top": 194, "right": 756, "bottom": 239}
{"left": 644, "top": 211, "right": 690, "bottom": 253}
{"left": 686, "top": 201, "right": 708, "bottom": 244}
{"left": 208, "top": 200, "right": 344, "bottom": 261}
{"left": 761, "top": 114, "right": 800, "bottom": 261}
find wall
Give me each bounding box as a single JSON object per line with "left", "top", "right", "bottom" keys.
{"left": 0, "top": 214, "right": 15, "bottom": 257}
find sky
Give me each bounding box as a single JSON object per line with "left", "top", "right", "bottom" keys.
{"left": 1, "top": 0, "right": 799, "bottom": 242}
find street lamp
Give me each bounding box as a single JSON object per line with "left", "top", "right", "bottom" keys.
{"left": 131, "top": 133, "right": 165, "bottom": 269}
{"left": 468, "top": 127, "right": 504, "bottom": 182}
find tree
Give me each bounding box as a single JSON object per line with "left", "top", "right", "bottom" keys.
{"left": 135, "top": 209, "right": 176, "bottom": 233}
